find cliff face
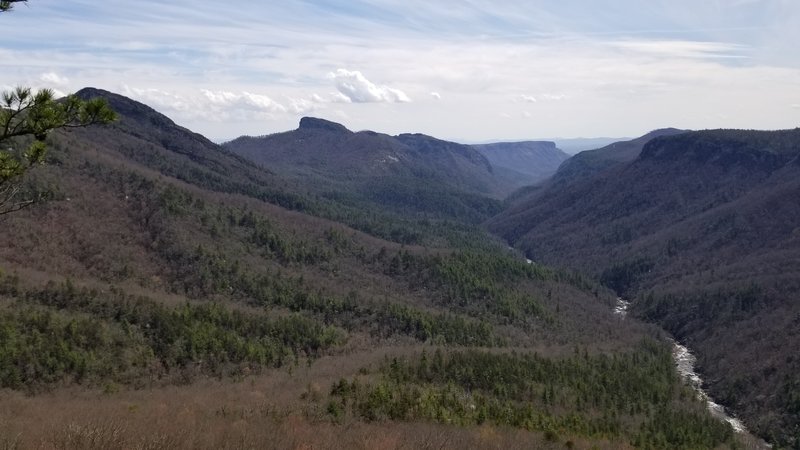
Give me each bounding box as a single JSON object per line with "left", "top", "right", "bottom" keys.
{"left": 473, "top": 140, "right": 570, "bottom": 185}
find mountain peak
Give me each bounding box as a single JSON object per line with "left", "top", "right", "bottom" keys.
{"left": 639, "top": 127, "right": 689, "bottom": 141}
{"left": 74, "top": 87, "right": 149, "bottom": 111}
{"left": 73, "top": 86, "right": 180, "bottom": 130}
{"left": 74, "top": 87, "right": 110, "bottom": 99}
{"left": 298, "top": 117, "right": 351, "bottom": 133}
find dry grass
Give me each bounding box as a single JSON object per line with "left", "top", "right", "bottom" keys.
{"left": 0, "top": 344, "right": 628, "bottom": 450}
{"left": 1, "top": 397, "right": 617, "bottom": 450}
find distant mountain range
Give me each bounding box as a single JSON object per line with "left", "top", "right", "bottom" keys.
{"left": 550, "top": 137, "right": 628, "bottom": 154}
{"left": 222, "top": 117, "right": 575, "bottom": 226}
{"left": 472, "top": 141, "right": 570, "bottom": 186}
{"left": 224, "top": 117, "right": 500, "bottom": 194}
{"left": 490, "top": 127, "right": 800, "bottom": 446}
{"left": 222, "top": 117, "right": 514, "bottom": 228}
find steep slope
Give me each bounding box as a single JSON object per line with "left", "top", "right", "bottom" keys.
{"left": 225, "top": 117, "right": 501, "bottom": 195}
{"left": 473, "top": 141, "right": 570, "bottom": 186}
{"left": 72, "top": 88, "right": 311, "bottom": 210}
{"left": 59, "top": 96, "right": 482, "bottom": 247}
{"left": 552, "top": 128, "right": 688, "bottom": 184}
{"left": 500, "top": 129, "right": 689, "bottom": 211}
{"left": 4, "top": 89, "right": 634, "bottom": 375}
{"left": 225, "top": 117, "right": 407, "bottom": 179}
{"left": 223, "top": 118, "right": 512, "bottom": 225}
{"left": 0, "top": 89, "right": 743, "bottom": 449}
{"left": 489, "top": 128, "right": 800, "bottom": 447}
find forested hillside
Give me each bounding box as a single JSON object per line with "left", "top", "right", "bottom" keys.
{"left": 223, "top": 118, "right": 514, "bottom": 229}
{"left": 490, "top": 128, "right": 800, "bottom": 447}
{"left": 550, "top": 128, "right": 687, "bottom": 184}
{"left": 0, "top": 90, "right": 748, "bottom": 449}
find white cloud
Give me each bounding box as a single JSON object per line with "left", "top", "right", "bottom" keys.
{"left": 287, "top": 97, "right": 317, "bottom": 114}
{"left": 328, "top": 69, "right": 411, "bottom": 103}
{"left": 329, "top": 92, "right": 353, "bottom": 103}
{"left": 521, "top": 95, "right": 537, "bottom": 103}
{"left": 202, "top": 90, "right": 286, "bottom": 113}
{"left": 39, "top": 72, "right": 69, "bottom": 87}
{"left": 202, "top": 90, "right": 239, "bottom": 106}
{"left": 122, "top": 86, "right": 192, "bottom": 112}
{"left": 242, "top": 92, "right": 285, "bottom": 112}
{"left": 430, "top": 92, "right": 441, "bottom": 100}
{"left": 286, "top": 92, "right": 354, "bottom": 115}
{"left": 121, "top": 86, "right": 287, "bottom": 121}
{"left": 308, "top": 91, "right": 353, "bottom": 105}
{"left": 792, "top": 104, "right": 800, "bottom": 109}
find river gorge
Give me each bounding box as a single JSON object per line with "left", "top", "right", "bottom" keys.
{"left": 613, "top": 297, "right": 770, "bottom": 448}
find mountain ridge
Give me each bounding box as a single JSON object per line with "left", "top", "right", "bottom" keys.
{"left": 552, "top": 127, "right": 689, "bottom": 184}
{"left": 224, "top": 117, "right": 501, "bottom": 193}
{"left": 473, "top": 140, "right": 570, "bottom": 185}
{"left": 489, "top": 127, "right": 800, "bottom": 447}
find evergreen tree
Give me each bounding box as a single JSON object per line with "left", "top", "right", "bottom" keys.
{"left": 0, "top": 88, "right": 116, "bottom": 214}
{"left": 0, "top": 1, "right": 26, "bottom": 12}
{"left": 1, "top": 2, "right": 117, "bottom": 215}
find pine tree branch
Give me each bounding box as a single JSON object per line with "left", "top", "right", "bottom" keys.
{"left": 0, "top": 1, "right": 28, "bottom": 13}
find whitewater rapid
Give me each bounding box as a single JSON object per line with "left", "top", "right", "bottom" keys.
{"left": 613, "top": 298, "right": 751, "bottom": 435}
{"left": 671, "top": 341, "right": 747, "bottom": 433}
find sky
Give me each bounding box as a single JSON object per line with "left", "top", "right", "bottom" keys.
{"left": 1, "top": 0, "right": 799, "bottom": 143}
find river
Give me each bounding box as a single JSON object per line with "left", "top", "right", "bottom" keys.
{"left": 514, "top": 252, "right": 768, "bottom": 446}
{"left": 671, "top": 341, "right": 747, "bottom": 433}
{"left": 613, "top": 297, "right": 770, "bottom": 448}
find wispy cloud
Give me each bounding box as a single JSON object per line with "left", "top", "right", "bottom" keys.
{"left": 612, "top": 40, "right": 747, "bottom": 59}
{"left": 1, "top": 0, "right": 798, "bottom": 140}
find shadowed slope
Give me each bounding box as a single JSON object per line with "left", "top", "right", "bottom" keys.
{"left": 489, "top": 128, "right": 800, "bottom": 447}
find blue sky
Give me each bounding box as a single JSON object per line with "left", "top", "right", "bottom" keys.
{"left": 1, "top": 0, "right": 799, "bottom": 142}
